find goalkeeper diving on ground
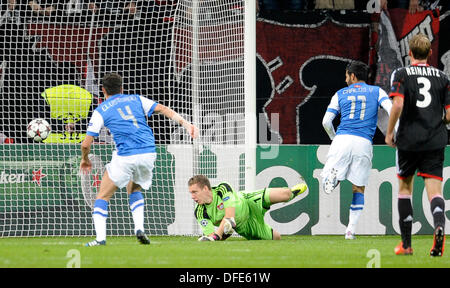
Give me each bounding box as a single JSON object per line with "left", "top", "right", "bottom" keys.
{"left": 80, "top": 73, "right": 198, "bottom": 247}
{"left": 189, "top": 174, "right": 308, "bottom": 241}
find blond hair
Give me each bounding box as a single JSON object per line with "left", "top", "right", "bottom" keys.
{"left": 409, "top": 33, "right": 431, "bottom": 60}
{"left": 188, "top": 175, "right": 211, "bottom": 190}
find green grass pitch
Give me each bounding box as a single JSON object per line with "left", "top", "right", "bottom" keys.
{"left": 0, "top": 235, "right": 449, "bottom": 268}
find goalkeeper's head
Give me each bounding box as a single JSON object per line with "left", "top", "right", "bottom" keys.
{"left": 188, "top": 175, "right": 212, "bottom": 205}
{"left": 102, "top": 73, "right": 123, "bottom": 97}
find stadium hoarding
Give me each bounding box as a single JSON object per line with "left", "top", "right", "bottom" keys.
{"left": 0, "top": 144, "right": 449, "bottom": 236}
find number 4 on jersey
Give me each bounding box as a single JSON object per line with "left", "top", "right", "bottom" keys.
{"left": 117, "top": 105, "right": 139, "bottom": 128}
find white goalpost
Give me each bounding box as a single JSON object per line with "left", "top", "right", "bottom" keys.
{"left": 0, "top": 0, "right": 255, "bottom": 237}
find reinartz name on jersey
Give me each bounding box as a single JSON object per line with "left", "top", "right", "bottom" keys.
{"left": 101, "top": 95, "right": 138, "bottom": 112}
{"left": 405, "top": 66, "right": 441, "bottom": 77}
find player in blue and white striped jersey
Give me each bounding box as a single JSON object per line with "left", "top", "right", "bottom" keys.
{"left": 321, "top": 61, "right": 393, "bottom": 240}
{"left": 80, "top": 73, "right": 198, "bottom": 246}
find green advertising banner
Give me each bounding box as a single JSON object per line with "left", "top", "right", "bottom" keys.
{"left": 0, "top": 144, "right": 449, "bottom": 237}
{"left": 257, "top": 145, "right": 450, "bottom": 236}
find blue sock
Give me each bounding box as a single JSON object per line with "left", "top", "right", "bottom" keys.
{"left": 129, "top": 192, "right": 145, "bottom": 233}
{"left": 350, "top": 192, "right": 364, "bottom": 211}
{"left": 347, "top": 192, "right": 364, "bottom": 233}
{"left": 93, "top": 199, "right": 108, "bottom": 241}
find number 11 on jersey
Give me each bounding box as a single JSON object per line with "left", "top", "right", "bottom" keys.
{"left": 347, "top": 95, "right": 366, "bottom": 120}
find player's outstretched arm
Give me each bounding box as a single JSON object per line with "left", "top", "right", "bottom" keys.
{"left": 80, "top": 135, "right": 94, "bottom": 174}
{"left": 154, "top": 104, "right": 199, "bottom": 139}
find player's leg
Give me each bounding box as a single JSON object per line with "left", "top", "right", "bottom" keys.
{"left": 126, "top": 153, "right": 157, "bottom": 244}
{"left": 395, "top": 175, "right": 414, "bottom": 255}
{"left": 425, "top": 178, "right": 445, "bottom": 256}
{"left": 321, "top": 135, "right": 351, "bottom": 194}
{"left": 345, "top": 185, "right": 365, "bottom": 240}
{"left": 127, "top": 181, "right": 145, "bottom": 233}
{"left": 266, "top": 183, "right": 307, "bottom": 205}
{"left": 126, "top": 181, "right": 150, "bottom": 244}
{"left": 394, "top": 149, "right": 416, "bottom": 255}
{"left": 419, "top": 148, "right": 445, "bottom": 256}
{"left": 86, "top": 170, "right": 118, "bottom": 246}
{"left": 86, "top": 153, "right": 132, "bottom": 246}
{"left": 345, "top": 138, "right": 372, "bottom": 239}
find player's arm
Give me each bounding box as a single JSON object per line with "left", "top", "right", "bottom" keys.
{"left": 218, "top": 207, "right": 236, "bottom": 240}
{"left": 322, "top": 93, "right": 339, "bottom": 140}
{"left": 378, "top": 88, "right": 399, "bottom": 134}
{"left": 195, "top": 206, "right": 222, "bottom": 241}
{"left": 385, "top": 96, "right": 403, "bottom": 148}
{"left": 216, "top": 183, "right": 238, "bottom": 240}
{"left": 386, "top": 70, "right": 405, "bottom": 148}
{"left": 153, "top": 103, "right": 199, "bottom": 139}
{"left": 80, "top": 135, "right": 94, "bottom": 173}
{"left": 443, "top": 78, "right": 450, "bottom": 124}
{"left": 444, "top": 107, "right": 450, "bottom": 125}
{"left": 378, "top": 89, "right": 392, "bottom": 114}
{"left": 80, "top": 111, "right": 104, "bottom": 173}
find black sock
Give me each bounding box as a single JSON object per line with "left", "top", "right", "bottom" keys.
{"left": 398, "top": 198, "right": 413, "bottom": 248}
{"left": 430, "top": 196, "right": 445, "bottom": 230}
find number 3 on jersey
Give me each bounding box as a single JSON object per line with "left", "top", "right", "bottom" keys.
{"left": 117, "top": 105, "right": 139, "bottom": 128}
{"left": 416, "top": 77, "right": 431, "bottom": 108}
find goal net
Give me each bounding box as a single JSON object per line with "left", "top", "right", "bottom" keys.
{"left": 0, "top": 0, "right": 252, "bottom": 237}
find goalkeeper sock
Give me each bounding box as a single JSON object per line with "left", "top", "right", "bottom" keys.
{"left": 347, "top": 192, "right": 364, "bottom": 233}
{"left": 430, "top": 195, "right": 445, "bottom": 229}
{"left": 93, "top": 199, "right": 108, "bottom": 242}
{"left": 398, "top": 195, "right": 413, "bottom": 249}
{"left": 129, "top": 191, "right": 145, "bottom": 234}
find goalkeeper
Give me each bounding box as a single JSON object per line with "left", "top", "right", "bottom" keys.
{"left": 188, "top": 175, "right": 308, "bottom": 241}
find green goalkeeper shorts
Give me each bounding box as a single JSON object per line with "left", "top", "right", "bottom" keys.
{"left": 237, "top": 189, "right": 273, "bottom": 240}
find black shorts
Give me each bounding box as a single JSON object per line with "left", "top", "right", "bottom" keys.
{"left": 396, "top": 148, "right": 444, "bottom": 181}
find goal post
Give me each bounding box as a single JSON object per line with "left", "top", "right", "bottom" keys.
{"left": 0, "top": 0, "right": 256, "bottom": 237}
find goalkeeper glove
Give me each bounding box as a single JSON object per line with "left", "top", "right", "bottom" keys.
{"left": 198, "top": 233, "right": 220, "bottom": 241}
{"left": 223, "top": 217, "right": 236, "bottom": 235}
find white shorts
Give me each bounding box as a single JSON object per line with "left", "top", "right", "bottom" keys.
{"left": 321, "top": 134, "right": 373, "bottom": 187}
{"left": 105, "top": 151, "right": 157, "bottom": 189}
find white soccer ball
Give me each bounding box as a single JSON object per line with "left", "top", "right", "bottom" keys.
{"left": 27, "top": 119, "right": 51, "bottom": 142}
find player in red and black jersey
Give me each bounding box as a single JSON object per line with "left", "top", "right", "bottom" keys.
{"left": 386, "top": 33, "right": 450, "bottom": 257}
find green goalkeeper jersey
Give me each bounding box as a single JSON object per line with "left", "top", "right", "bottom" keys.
{"left": 194, "top": 182, "right": 273, "bottom": 240}
{"left": 194, "top": 182, "right": 249, "bottom": 236}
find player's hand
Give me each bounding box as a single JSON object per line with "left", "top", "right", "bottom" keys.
{"left": 189, "top": 124, "right": 199, "bottom": 139}
{"left": 223, "top": 217, "right": 236, "bottom": 235}
{"left": 80, "top": 159, "right": 92, "bottom": 174}
{"left": 198, "top": 236, "right": 215, "bottom": 241}
{"left": 385, "top": 132, "right": 396, "bottom": 148}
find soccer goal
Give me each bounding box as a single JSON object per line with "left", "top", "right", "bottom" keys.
{"left": 0, "top": 0, "right": 255, "bottom": 237}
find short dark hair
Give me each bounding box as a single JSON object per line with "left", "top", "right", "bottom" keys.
{"left": 188, "top": 175, "right": 211, "bottom": 190}
{"left": 346, "top": 61, "right": 368, "bottom": 82}
{"left": 102, "top": 73, "right": 123, "bottom": 96}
